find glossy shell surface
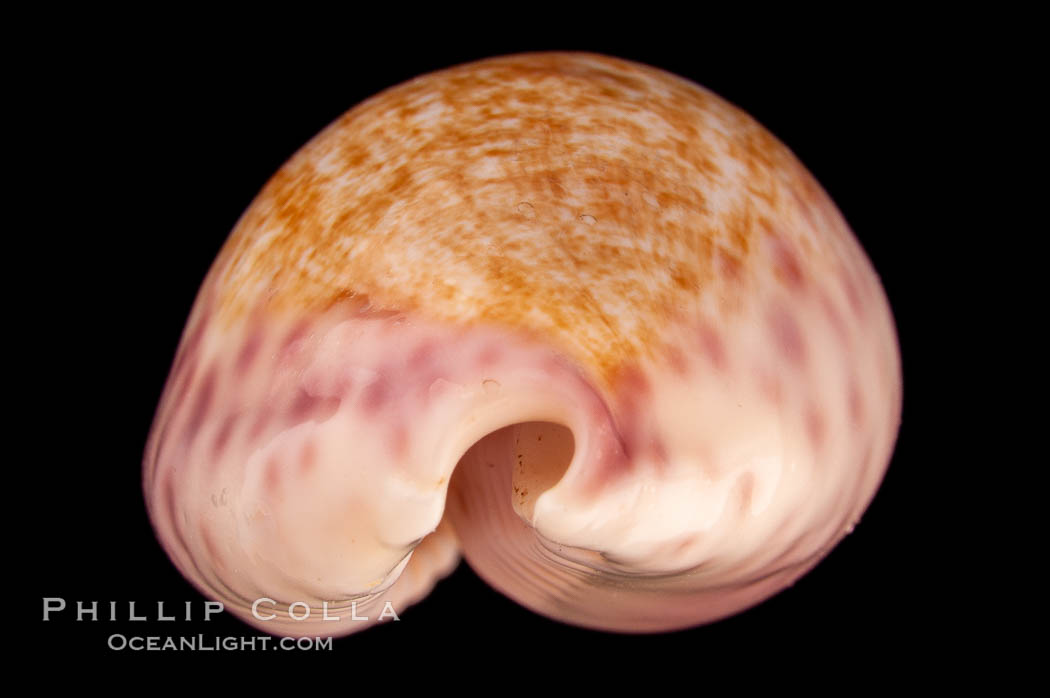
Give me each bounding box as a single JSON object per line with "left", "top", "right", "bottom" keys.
{"left": 143, "top": 52, "right": 902, "bottom": 636}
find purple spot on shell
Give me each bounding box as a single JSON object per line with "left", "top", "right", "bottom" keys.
{"left": 288, "top": 389, "right": 341, "bottom": 424}
{"left": 715, "top": 248, "right": 743, "bottom": 283}
{"left": 615, "top": 408, "right": 648, "bottom": 462}
{"left": 768, "top": 305, "right": 807, "bottom": 367}
{"left": 210, "top": 413, "right": 238, "bottom": 463}
{"left": 150, "top": 417, "right": 174, "bottom": 482}
{"left": 164, "top": 472, "right": 177, "bottom": 524}
{"left": 477, "top": 344, "right": 502, "bottom": 367}
{"left": 819, "top": 290, "right": 849, "bottom": 347}
{"left": 186, "top": 366, "right": 218, "bottom": 438}
{"left": 235, "top": 329, "right": 263, "bottom": 376}
{"left": 169, "top": 361, "right": 197, "bottom": 418}
{"left": 616, "top": 365, "right": 651, "bottom": 400}
{"left": 408, "top": 340, "right": 438, "bottom": 374}
{"left": 362, "top": 378, "right": 390, "bottom": 412}
{"left": 664, "top": 345, "right": 688, "bottom": 376}
{"left": 769, "top": 236, "right": 805, "bottom": 292}
{"left": 697, "top": 322, "right": 727, "bottom": 371}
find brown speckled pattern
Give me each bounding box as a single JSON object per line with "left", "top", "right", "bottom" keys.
{"left": 211, "top": 52, "right": 842, "bottom": 385}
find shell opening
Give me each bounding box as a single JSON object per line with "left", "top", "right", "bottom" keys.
{"left": 451, "top": 421, "right": 576, "bottom": 526}
{"left": 509, "top": 422, "right": 575, "bottom": 521}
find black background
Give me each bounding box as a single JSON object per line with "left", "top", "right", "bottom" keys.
{"left": 23, "top": 25, "right": 959, "bottom": 667}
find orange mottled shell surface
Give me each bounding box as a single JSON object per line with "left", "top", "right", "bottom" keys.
{"left": 213, "top": 52, "right": 845, "bottom": 385}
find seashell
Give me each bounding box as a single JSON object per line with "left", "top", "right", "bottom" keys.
{"left": 143, "top": 52, "right": 902, "bottom": 636}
